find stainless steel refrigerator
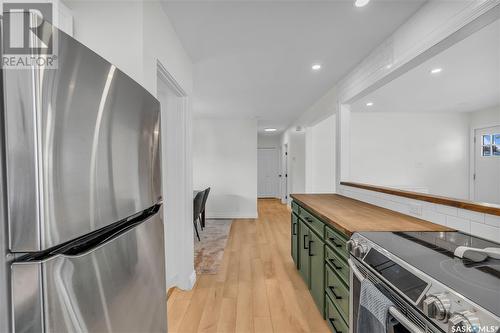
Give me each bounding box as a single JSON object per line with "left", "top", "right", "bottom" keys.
{"left": 0, "top": 13, "right": 167, "bottom": 332}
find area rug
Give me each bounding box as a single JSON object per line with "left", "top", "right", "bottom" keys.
{"left": 194, "top": 219, "right": 233, "bottom": 274}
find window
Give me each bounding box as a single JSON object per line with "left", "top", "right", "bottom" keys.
{"left": 482, "top": 134, "right": 500, "bottom": 157}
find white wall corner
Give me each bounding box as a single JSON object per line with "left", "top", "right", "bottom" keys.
{"left": 176, "top": 270, "right": 197, "bottom": 291}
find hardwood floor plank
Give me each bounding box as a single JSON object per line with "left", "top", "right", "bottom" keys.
{"left": 216, "top": 298, "right": 237, "bottom": 332}
{"left": 168, "top": 199, "right": 330, "bottom": 333}
{"left": 253, "top": 316, "right": 273, "bottom": 333}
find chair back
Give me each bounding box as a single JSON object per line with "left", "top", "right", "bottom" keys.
{"left": 193, "top": 191, "right": 205, "bottom": 219}
{"left": 200, "top": 187, "right": 211, "bottom": 213}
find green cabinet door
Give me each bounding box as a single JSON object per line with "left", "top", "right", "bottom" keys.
{"left": 309, "top": 230, "right": 325, "bottom": 314}
{"left": 291, "top": 214, "right": 299, "bottom": 267}
{"left": 299, "top": 220, "right": 310, "bottom": 286}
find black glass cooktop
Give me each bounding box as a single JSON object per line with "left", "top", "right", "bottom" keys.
{"left": 359, "top": 231, "right": 500, "bottom": 317}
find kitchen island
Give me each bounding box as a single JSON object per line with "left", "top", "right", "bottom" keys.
{"left": 289, "top": 193, "right": 452, "bottom": 333}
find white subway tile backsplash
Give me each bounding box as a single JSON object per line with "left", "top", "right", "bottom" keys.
{"left": 470, "top": 222, "right": 500, "bottom": 242}
{"left": 422, "top": 209, "right": 446, "bottom": 226}
{"left": 339, "top": 187, "right": 499, "bottom": 242}
{"left": 485, "top": 214, "right": 500, "bottom": 227}
{"left": 389, "top": 201, "right": 409, "bottom": 215}
{"left": 446, "top": 216, "right": 470, "bottom": 233}
{"left": 435, "top": 205, "right": 458, "bottom": 216}
{"left": 457, "top": 209, "right": 485, "bottom": 223}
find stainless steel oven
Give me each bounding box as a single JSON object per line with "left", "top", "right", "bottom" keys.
{"left": 349, "top": 257, "right": 437, "bottom": 333}
{"left": 347, "top": 231, "right": 500, "bottom": 333}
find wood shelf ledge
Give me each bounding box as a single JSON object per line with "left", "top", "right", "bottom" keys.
{"left": 340, "top": 181, "right": 500, "bottom": 217}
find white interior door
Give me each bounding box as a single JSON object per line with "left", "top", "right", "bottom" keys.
{"left": 474, "top": 126, "right": 500, "bottom": 204}
{"left": 258, "top": 148, "right": 279, "bottom": 198}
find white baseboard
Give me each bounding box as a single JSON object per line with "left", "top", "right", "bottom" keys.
{"left": 188, "top": 270, "right": 196, "bottom": 288}
{"left": 206, "top": 211, "right": 258, "bottom": 219}
{"left": 165, "top": 273, "right": 179, "bottom": 290}
{"left": 175, "top": 270, "right": 196, "bottom": 291}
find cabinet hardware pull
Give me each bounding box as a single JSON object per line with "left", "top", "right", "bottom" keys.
{"left": 329, "top": 237, "right": 342, "bottom": 247}
{"left": 292, "top": 223, "right": 297, "bottom": 235}
{"left": 303, "top": 235, "right": 309, "bottom": 249}
{"left": 328, "top": 318, "right": 342, "bottom": 333}
{"left": 329, "top": 259, "right": 342, "bottom": 270}
{"left": 305, "top": 217, "right": 313, "bottom": 223}
{"left": 308, "top": 240, "right": 314, "bottom": 256}
{"left": 329, "top": 286, "right": 342, "bottom": 299}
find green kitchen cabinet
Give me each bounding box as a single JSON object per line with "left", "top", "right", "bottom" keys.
{"left": 309, "top": 229, "right": 325, "bottom": 312}
{"left": 291, "top": 213, "right": 299, "bottom": 267}
{"left": 299, "top": 220, "right": 310, "bottom": 284}
{"left": 291, "top": 199, "right": 350, "bottom": 332}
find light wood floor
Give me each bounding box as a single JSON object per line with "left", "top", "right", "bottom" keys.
{"left": 167, "top": 199, "right": 330, "bottom": 333}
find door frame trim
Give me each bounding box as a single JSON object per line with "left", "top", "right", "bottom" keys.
{"left": 156, "top": 60, "right": 195, "bottom": 291}
{"left": 470, "top": 123, "right": 500, "bottom": 202}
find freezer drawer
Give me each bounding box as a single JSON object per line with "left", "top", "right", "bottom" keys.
{"left": 11, "top": 211, "right": 167, "bottom": 333}
{"left": 3, "top": 16, "right": 161, "bottom": 252}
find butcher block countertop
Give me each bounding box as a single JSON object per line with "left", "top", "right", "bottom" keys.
{"left": 290, "top": 193, "right": 453, "bottom": 236}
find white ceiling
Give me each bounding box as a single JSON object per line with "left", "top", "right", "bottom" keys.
{"left": 351, "top": 18, "right": 500, "bottom": 114}
{"left": 162, "top": 0, "right": 426, "bottom": 132}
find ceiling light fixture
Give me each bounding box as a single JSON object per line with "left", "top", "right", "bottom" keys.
{"left": 312, "top": 64, "right": 321, "bottom": 71}
{"left": 430, "top": 68, "right": 443, "bottom": 74}
{"left": 264, "top": 128, "right": 277, "bottom": 132}
{"left": 354, "top": 0, "right": 370, "bottom": 7}
{"left": 366, "top": 102, "right": 374, "bottom": 107}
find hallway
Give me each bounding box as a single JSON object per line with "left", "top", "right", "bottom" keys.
{"left": 167, "top": 199, "right": 329, "bottom": 333}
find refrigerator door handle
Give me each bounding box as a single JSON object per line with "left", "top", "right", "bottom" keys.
{"left": 19, "top": 204, "right": 161, "bottom": 264}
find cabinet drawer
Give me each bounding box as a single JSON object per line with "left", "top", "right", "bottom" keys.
{"left": 291, "top": 201, "right": 300, "bottom": 214}
{"left": 326, "top": 294, "right": 349, "bottom": 333}
{"left": 299, "top": 208, "right": 324, "bottom": 236}
{"left": 325, "top": 264, "right": 349, "bottom": 322}
{"left": 325, "top": 226, "right": 348, "bottom": 260}
{"left": 325, "top": 245, "right": 349, "bottom": 286}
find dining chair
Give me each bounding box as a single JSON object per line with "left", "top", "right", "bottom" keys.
{"left": 193, "top": 191, "right": 205, "bottom": 241}
{"left": 200, "top": 187, "right": 211, "bottom": 230}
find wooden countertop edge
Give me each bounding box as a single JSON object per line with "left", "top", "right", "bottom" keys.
{"left": 290, "top": 193, "right": 454, "bottom": 236}
{"left": 290, "top": 195, "right": 352, "bottom": 235}
{"left": 341, "top": 181, "right": 500, "bottom": 217}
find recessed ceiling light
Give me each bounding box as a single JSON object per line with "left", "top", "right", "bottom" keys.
{"left": 366, "top": 102, "right": 374, "bottom": 107}
{"left": 430, "top": 68, "right": 443, "bottom": 74}
{"left": 354, "top": 0, "right": 370, "bottom": 7}
{"left": 264, "top": 128, "right": 277, "bottom": 132}
{"left": 312, "top": 64, "right": 321, "bottom": 71}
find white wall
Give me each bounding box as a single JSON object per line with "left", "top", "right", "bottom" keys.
{"left": 305, "top": 114, "right": 336, "bottom": 193}
{"left": 258, "top": 133, "right": 281, "bottom": 148}
{"left": 65, "top": 0, "right": 196, "bottom": 289}
{"left": 283, "top": 86, "right": 338, "bottom": 195}
{"left": 350, "top": 112, "right": 470, "bottom": 199}
{"left": 66, "top": 1, "right": 144, "bottom": 83}
{"left": 333, "top": 2, "right": 500, "bottom": 242}
{"left": 193, "top": 118, "right": 258, "bottom": 218}
{"left": 280, "top": 129, "right": 306, "bottom": 203}
{"left": 469, "top": 105, "right": 500, "bottom": 128}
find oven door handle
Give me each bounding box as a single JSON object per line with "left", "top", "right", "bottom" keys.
{"left": 348, "top": 259, "right": 424, "bottom": 333}
{"left": 388, "top": 307, "right": 424, "bottom": 333}
{"left": 348, "top": 258, "right": 365, "bottom": 282}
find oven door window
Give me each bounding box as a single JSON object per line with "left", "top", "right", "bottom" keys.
{"left": 389, "top": 320, "right": 412, "bottom": 333}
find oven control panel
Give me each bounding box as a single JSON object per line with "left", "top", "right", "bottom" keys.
{"left": 349, "top": 233, "right": 500, "bottom": 333}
